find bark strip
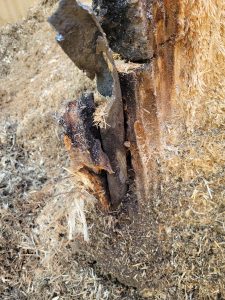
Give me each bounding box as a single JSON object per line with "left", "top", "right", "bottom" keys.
{"left": 60, "top": 93, "right": 112, "bottom": 208}
{"left": 49, "top": 0, "right": 127, "bottom": 206}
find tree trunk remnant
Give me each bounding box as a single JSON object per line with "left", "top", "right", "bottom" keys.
{"left": 47, "top": 0, "right": 224, "bottom": 296}
{"left": 49, "top": 0, "right": 179, "bottom": 207}
{"left": 93, "top": 0, "right": 180, "bottom": 202}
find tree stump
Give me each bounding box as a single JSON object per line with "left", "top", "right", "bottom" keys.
{"left": 48, "top": 0, "right": 224, "bottom": 296}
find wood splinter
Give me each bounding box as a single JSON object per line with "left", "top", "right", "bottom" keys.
{"left": 60, "top": 93, "right": 112, "bottom": 209}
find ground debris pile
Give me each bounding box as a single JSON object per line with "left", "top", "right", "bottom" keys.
{"left": 0, "top": 121, "right": 47, "bottom": 203}
{"left": 0, "top": 120, "right": 138, "bottom": 299}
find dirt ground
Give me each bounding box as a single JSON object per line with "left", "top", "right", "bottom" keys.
{"left": 0, "top": 1, "right": 224, "bottom": 299}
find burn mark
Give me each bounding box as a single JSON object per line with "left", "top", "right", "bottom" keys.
{"left": 60, "top": 93, "right": 112, "bottom": 208}
{"left": 93, "top": 0, "right": 154, "bottom": 61}
{"left": 61, "top": 93, "right": 113, "bottom": 174}
{"left": 49, "top": 0, "right": 127, "bottom": 206}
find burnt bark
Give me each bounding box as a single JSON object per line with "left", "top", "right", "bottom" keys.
{"left": 93, "top": 0, "right": 154, "bottom": 61}
{"left": 60, "top": 93, "right": 112, "bottom": 208}
{"left": 49, "top": 0, "right": 127, "bottom": 207}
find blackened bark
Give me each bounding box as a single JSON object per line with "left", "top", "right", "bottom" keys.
{"left": 93, "top": 0, "right": 154, "bottom": 61}
{"left": 49, "top": 0, "right": 127, "bottom": 206}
